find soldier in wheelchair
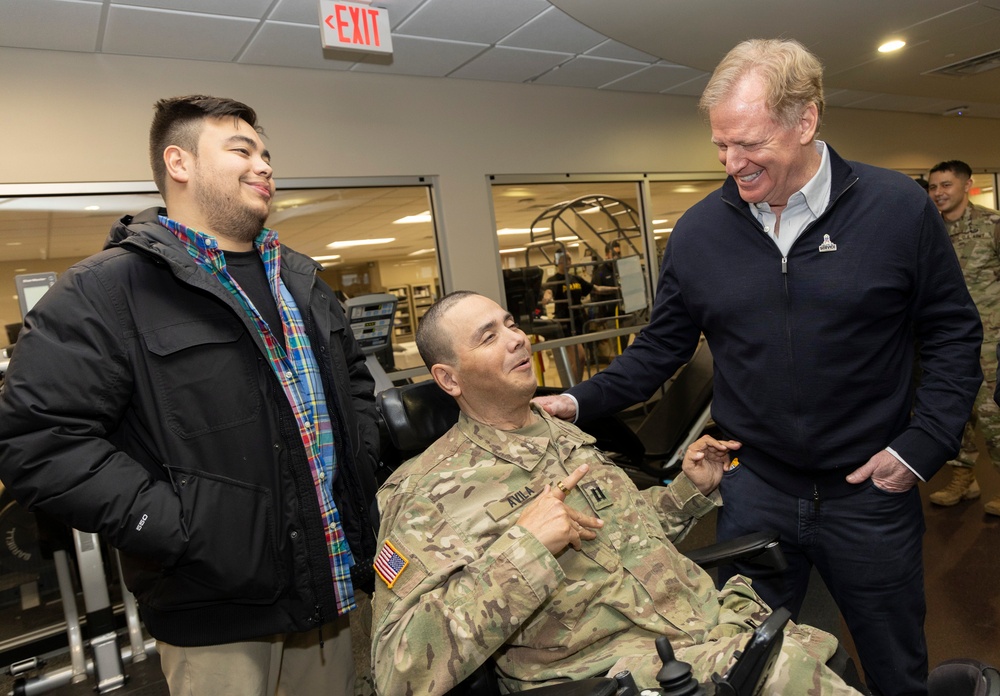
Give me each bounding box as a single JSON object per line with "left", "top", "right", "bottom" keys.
{"left": 370, "top": 291, "right": 863, "bottom": 695}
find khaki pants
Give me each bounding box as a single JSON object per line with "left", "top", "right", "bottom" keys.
{"left": 157, "top": 615, "right": 354, "bottom": 696}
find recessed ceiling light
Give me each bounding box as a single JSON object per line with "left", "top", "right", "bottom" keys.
{"left": 326, "top": 238, "right": 395, "bottom": 248}
{"left": 84, "top": 205, "right": 101, "bottom": 211}
{"left": 393, "top": 211, "right": 432, "bottom": 224}
{"left": 878, "top": 40, "right": 906, "bottom": 53}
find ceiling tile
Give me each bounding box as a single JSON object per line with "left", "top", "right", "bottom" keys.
{"left": 585, "top": 39, "right": 660, "bottom": 63}
{"left": 532, "top": 55, "right": 646, "bottom": 89}
{"left": 449, "top": 45, "right": 570, "bottom": 82}
{"left": 371, "top": 0, "right": 428, "bottom": 29}
{"left": 242, "top": 21, "right": 358, "bottom": 70}
{"left": 268, "top": 0, "right": 319, "bottom": 25}
{"left": 351, "top": 35, "right": 486, "bottom": 77}
{"left": 0, "top": 0, "right": 102, "bottom": 53}
{"left": 602, "top": 63, "right": 705, "bottom": 93}
{"left": 103, "top": 5, "right": 258, "bottom": 61}
{"left": 396, "top": 0, "right": 549, "bottom": 44}
{"left": 111, "top": 0, "right": 273, "bottom": 18}
{"left": 661, "top": 72, "right": 710, "bottom": 97}
{"left": 498, "top": 6, "right": 604, "bottom": 54}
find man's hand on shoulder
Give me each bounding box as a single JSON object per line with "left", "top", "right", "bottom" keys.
{"left": 532, "top": 394, "right": 577, "bottom": 421}
{"left": 681, "top": 435, "right": 742, "bottom": 496}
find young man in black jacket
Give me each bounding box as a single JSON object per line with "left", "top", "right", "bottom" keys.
{"left": 0, "top": 95, "right": 380, "bottom": 695}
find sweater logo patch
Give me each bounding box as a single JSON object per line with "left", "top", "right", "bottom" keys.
{"left": 374, "top": 540, "right": 409, "bottom": 588}
{"left": 818, "top": 234, "right": 838, "bottom": 253}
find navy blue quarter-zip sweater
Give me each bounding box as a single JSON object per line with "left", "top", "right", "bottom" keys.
{"left": 570, "top": 146, "right": 982, "bottom": 499}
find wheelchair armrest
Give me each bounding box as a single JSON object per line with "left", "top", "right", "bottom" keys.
{"left": 683, "top": 531, "right": 787, "bottom": 572}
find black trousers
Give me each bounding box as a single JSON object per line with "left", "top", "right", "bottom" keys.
{"left": 716, "top": 463, "right": 928, "bottom": 696}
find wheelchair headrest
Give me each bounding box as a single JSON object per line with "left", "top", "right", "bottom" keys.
{"left": 377, "top": 380, "right": 460, "bottom": 455}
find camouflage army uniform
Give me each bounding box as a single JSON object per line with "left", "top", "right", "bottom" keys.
{"left": 371, "top": 406, "right": 860, "bottom": 695}
{"left": 945, "top": 202, "right": 1000, "bottom": 470}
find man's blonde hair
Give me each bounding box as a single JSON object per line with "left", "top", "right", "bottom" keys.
{"left": 699, "top": 39, "right": 825, "bottom": 132}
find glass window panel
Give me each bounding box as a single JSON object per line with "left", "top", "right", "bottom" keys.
{"left": 0, "top": 183, "right": 440, "bottom": 376}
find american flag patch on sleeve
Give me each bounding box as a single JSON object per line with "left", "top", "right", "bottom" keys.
{"left": 374, "top": 540, "right": 409, "bottom": 589}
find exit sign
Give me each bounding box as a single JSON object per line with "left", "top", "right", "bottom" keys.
{"left": 319, "top": 1, "right": 393, "bottom": 55}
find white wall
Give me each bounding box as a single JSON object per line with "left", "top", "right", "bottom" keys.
{"left": 4, "top": 46, "right": 1000, "bottom": 301}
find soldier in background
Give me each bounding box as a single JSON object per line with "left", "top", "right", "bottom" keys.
{"left": 927, "top": 160, "right": 1000, "bottom": 514}
{"left": 369, "top": 291, "right": 863, "bottom": 696}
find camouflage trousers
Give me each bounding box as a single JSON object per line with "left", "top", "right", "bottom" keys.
{"left": 604, "top": 577, "right": 862, "bottom": 695}
{"left": 947, "top": 349, "right": 1000, "bottom": 470}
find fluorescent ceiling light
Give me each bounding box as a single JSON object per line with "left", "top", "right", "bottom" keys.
{"left": 554, "top": 235, "right": 579, "bottom": 242}
{"left": 500, "top": 247, "right": 527, "bottom": 254}
{"left": 652, "top": 219, "right": 669, "bottom": 224}
{"left": 311, "top": 254, "right": 342, "bottom": 262}
{"left": 407, "top": 248, "right": 435, "bottom": 256}
{"left": 326, "top": 238, "right": 395, "bottom": 248}
{"left": 654, "top": 228, "right": 673, "bottom": 234}
{"left": 878, "top": 40, "right": 905, "bottom": 53}
{"left": 393, "top": 211, "right": 432, "bottom": 224}
{"left": 84, "top": 205, "right": 101, "bottom": 211}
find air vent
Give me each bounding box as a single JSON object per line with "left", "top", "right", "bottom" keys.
{"left": 928, "top": 49, "right": 1000, "bottom": 76}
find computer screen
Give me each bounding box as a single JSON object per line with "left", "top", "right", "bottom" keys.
{"left": 502, "top": 266, "right": 543, "bottom": 326}
{"left": 15, "top": 272, "right": 57, "bottom": 319}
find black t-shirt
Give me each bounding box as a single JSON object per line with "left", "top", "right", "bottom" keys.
{"left": 224, "top": 249, "right": 285, "bottom": 348}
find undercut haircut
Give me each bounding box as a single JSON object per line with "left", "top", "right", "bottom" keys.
{"left": 929, "top": 160, "right": 973, "bottom": 180}
{"left": 700, "top": 38, "right": 825, "bottom": 133}
{"left": 415, "top": 290, "right": 480, "bottom": 369}
{"left": 149, "top": 95, "right": 264, "bottom": 195}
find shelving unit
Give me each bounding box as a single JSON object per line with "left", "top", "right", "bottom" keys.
{"left": 386, "top": 282, "right": 439, "bottom": 342}
{"left": 386, "top": 285, "right": 413, "bottom": 341}
{"left": 411, "top": 283, "right": 437, "bottom": 325}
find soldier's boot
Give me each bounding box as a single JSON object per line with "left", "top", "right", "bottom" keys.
{"left": 928, "top": 467, "right": 980, "bottom": 506}
{"left": 984, "top": 497, "right": 1000, "bottom": 516}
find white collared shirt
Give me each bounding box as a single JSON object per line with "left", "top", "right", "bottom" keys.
{"left": 751, "top": 140, "right": 831, "bottom": 257}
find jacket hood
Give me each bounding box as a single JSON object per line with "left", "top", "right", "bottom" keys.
{"left": 105, "top": 207, "right": 169, "bottom": 251}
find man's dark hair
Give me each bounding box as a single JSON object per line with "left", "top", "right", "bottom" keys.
{"left": 929, "top": 160, "right": 972, "bottom": 179}
{"left": 605, "top": 240, "right": 621, "bottom": 255}
{"left": 149, "top": 95, "right": 263, "bottom": 195}
{"left": 415, "top": 290, "right": 479, "bottom": 368}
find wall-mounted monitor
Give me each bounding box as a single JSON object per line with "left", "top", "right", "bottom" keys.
{"left": 15, "top": 272, "right": 57, "bottom": 319}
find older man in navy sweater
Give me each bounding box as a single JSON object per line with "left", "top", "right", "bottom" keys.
{"left": 538, "top": 39, "right": 982, "bottom": 696}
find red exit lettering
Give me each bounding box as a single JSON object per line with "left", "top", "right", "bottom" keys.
{"left": 325, "top": 5, "right": 382, "bottom": 47}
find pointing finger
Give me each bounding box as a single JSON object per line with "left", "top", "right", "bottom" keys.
{"left": 552, "top": 463, "right": 590, "bottom": 501}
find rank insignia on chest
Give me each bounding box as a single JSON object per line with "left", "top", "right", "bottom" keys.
{"left": 374, "top": 540, "right": 409, "bottom": 589}
{"left": 582, "top": 481, "right": 613, "bottom": 510}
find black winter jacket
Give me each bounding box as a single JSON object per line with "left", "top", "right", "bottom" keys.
{"left": 570, "top": 147, "right": 983, "bottom": 498}
{"left": 0, "top": 208, "right": 381, "bottom": 645}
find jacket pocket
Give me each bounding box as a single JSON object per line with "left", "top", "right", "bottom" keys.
{"left": 141, "top": 469, "right": 285, "bottom": 610}
{"left": 142, "top": 319, "right": 262, "bottom": 439}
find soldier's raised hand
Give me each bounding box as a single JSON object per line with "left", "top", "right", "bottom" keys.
{"left": 515, "top": 463, "right": 604, "bottom": 554}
